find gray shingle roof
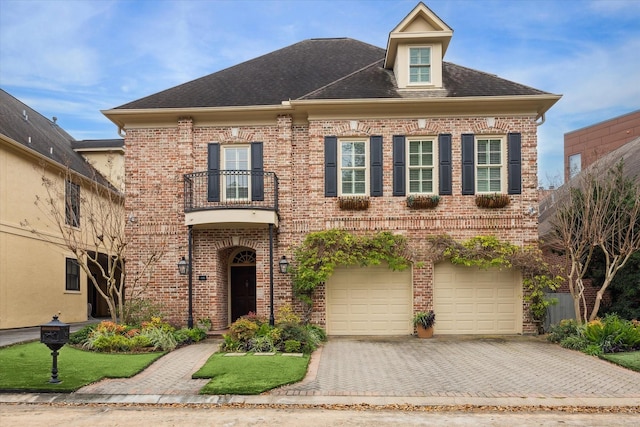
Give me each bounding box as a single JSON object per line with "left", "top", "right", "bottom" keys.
{"left": 0, "top": 89, "right": 108, "bottom": 183}
{"left": 115, "top": 38, "right": 552, "bottom": 110}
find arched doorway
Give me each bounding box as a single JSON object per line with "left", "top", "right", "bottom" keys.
{"left": 229, "top": 249, "right": 256, "bottom": 322}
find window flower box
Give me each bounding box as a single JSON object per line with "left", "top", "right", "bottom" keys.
{"left": 406, "top": 195, "right": 440, "bottom": 209}
{"left": 475, "top": 193, "right": 510, "bottom": 209}
{"left": 338, "top": 196, "right": 370, "bottom": 210}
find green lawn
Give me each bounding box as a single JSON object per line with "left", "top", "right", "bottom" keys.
{"left": 193, "top": 353, "right": 310, "bottom": 395}
{"left": 0, "top": 341, "right": 164, "bottom": 392}
{"left": 600, "top": 351, "right": 640, "bottom": 372}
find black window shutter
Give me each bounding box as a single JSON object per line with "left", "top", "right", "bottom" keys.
{"left": 507, "top": 133, "right": 522, "bottom": 195}
{"left": 324, "top": 136, "right": 338, "bottom": 197}
{"left": 251, "top": 142, "right": 264, "bottom": 201}
{"left": 438, "top": 134, "right": 452, "bottom": 195}
{"left": 207, "top": 143, "right": 220, "bottom": 202}
{"left": 370, "top": 136, "right": 383, "bottom": 197}
{"left": 461, "top": 134, "right": 475, "bottom": 195}
{"left": 392, "top": 135, "right": 406, "bottom": 196}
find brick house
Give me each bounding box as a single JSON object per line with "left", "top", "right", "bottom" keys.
{"left": 564, "top": 110, "right": 640, "bottom": 182}
{"left": 103, "top": 3, "right": 560, "bottom": 335}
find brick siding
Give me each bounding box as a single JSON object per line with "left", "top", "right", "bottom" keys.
{"left": 125, "top": 115, "right": 540, "bottom": 333}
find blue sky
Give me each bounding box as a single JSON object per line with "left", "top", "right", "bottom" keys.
{"left": 1, "top": 0, "right": 639, "bottom": 185}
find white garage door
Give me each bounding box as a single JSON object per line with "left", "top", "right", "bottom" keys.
{"left": 433, "top": 263, "right": 522, "bottom": 334}
{"left": 326, "top": 265, "right": 412, "bottom": 335}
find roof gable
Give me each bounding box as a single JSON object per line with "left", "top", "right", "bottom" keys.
{"left": 384, "top": 2, "right": 453, "bottom": 69}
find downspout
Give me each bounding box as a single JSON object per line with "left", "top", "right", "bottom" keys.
{"left": 187, "top": 225, "right": 194, "bottom": 328}
{"left": 118, "top": 127, "right": 126, "bottom": 137}
{"left": 536, "top": 113, "right": 546, "bottom": 127}
{"left": 269, "top": 223, "right": 275, "bottom": 326}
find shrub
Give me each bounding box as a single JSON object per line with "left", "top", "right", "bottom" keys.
{"left": 560, "top": 335, "right": 588, "bottom": 351}
{"left": 582, "top": 314, "right": 640, "bottom": 353}
{"left": 276, "top": 304, "right": 301, "bottom": 325}
{"left": 284, "top": 339, "right": 301, "bottom": 353}
{"left": 69, "top": 324, "right": 96, "bottom": 345}
{"left": 122, "top": 297, "right": 164, "bottom": 326}
{"left": 129, "top": 334, "right": 152, "bottom": 350}
{"left": 248, "top": 335, "right": 276, "bottom": 352}
{"left": 229, "top": 317, "right": 260, "bottom": 342}
{"left": 221, "top": 334, "right": 242, "bottom": 352}
{"left": 142, "top": 327, "right": 177, "bottom": 351}
{"left": 547, "top": 319, "right": 580, "bottom": 343}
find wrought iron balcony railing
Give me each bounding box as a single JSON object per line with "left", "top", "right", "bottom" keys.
{"left": 184, "top": 171, "right": 279, "bottom": 213}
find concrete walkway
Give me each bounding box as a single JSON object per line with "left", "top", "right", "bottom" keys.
{"left": 1, "top": 327, "right": 640, "bottom": 408}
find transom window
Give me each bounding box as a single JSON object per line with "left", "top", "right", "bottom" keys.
{"left": 409, "top": 47, "right": 431, "bottom": 84}
{"left": 65, "top": 180, "right": 80, "bottom": 227}
{"left": 223, "top": 146, "right": 249, "bottom": 200}
{"left": 340, "top": 140, "right": 367, "bottom": 195}
{"left": 476, "top": 138, "right": 503, "bottom": 192}
{"left": 408, "top": 139, "right": 436, "bottom": 194}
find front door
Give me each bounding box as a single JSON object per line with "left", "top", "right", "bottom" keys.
{"left": 230, "top": 266, "right": 256, "bottom": 322}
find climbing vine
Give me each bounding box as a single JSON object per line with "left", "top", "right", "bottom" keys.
{"left": 291, "top": 230, "right": 411, "bottom": 308}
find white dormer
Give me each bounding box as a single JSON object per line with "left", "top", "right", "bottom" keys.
{"left": 384, "top": 2, "right": 453, "bottom": 89}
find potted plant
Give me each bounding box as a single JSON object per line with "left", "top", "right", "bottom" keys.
{"left": 412, "top": 310, "right": 435, "bottom": 338}
{"left": 475, "top": 193, "right": 510, "bottom": 209}
{"left": 338, "top": 196, "right": 370, "bottom": 210}
{"left": 406, "top": 195, "right": 440, "bottom": 209}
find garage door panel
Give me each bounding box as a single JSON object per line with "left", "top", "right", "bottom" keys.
{"left": 434, "top": 263, "right": 522, "bottom": 334}
{"left": 327, "top": 265, "right": 412, "bottom": 335}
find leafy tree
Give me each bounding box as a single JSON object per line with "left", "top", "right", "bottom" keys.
{"left": 590, "top": 250, "right": 640, "bottom": 319}
{"left": 551, "top": 160, "right": 640, "bottom": 323}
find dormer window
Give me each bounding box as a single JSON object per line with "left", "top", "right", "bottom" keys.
{"left": 409, "top": 47, "right": 431, "bottom": 84}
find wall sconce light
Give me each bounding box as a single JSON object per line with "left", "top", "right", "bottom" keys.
{"left": 177, "top": 257, "right": 188, "bottom": 275}
{"left": 279, "top": 255, "right": 290, "bottom": 274}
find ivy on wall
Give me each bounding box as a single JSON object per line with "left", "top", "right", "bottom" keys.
{"left": 291, "top": 230, "right": 411, "bottom": 306}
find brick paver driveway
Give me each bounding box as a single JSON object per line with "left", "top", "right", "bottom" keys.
{"left": 271, "top": 336, "right": 640, "bottom": 398}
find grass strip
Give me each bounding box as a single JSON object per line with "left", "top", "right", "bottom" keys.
{"left": 193, "top": 352, "right": 310, "bottom": 395}
{"left": 0, "top": 341, "right": 163, "bottom": 392}
{"left": 600, "top": 351, "right": 640, "bottom": 372}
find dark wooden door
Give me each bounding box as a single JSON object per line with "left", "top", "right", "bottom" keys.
{"left": 230, "top": 266, "right": 256, "bottom": 322}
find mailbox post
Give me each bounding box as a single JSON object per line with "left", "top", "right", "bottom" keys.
{"left": 40, "top": 315, "right": 70, "bottom": 383}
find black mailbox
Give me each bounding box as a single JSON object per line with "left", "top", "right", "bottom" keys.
{"left": 40, "top": 315, "right": 70, "bottom": 383}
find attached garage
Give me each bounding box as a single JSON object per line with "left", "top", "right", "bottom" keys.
{"left": 433, "top": 262, "right": 522, "bottom": 334}
{"left": 326, "top": 264, "right": 412, "bottom": 335}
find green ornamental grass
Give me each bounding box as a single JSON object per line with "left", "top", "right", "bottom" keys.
{"left": 0, "top": 341, "right": 163, "bottom": 392}
{"left": 193, "top": 353, "right": 309, "bottom": 395}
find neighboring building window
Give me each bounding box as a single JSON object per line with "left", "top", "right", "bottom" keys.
{"left": 409, "top": 47, "right": 431, "bottom": 84}
{"left": 476, "top": 138, "right": 504, "bottom": 193}
{"left": 65, "top": 258, "right": 80, "bottom": 291}
{"left": 223, "top": 146, "right": 250, "bottom": 200}
{"left": 569, "top": 153, "right": 581, "bottom": 179}
{"left": 340, "top": 140, "right": 367, "bottom": 195}
{"left": 407, "top": 138, "right": 436, "bottom": 194}
{"left": 65, "top": 180, "right": 80, "bottom": 227}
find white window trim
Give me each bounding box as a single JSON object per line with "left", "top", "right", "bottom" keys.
{"left": 222, "top": 145, "right": 251, "bottom": 201}
{"left": 407, "top": 45, "right": 432, "bottom": 86}
{"left": 406, "top": 137, "right": 438, "bottom": 195}
{"left": 475, "top": 136, "right": 506, "bottom": 194}
{"left": 338, "top": 139, "right": 369, "bottom": 196}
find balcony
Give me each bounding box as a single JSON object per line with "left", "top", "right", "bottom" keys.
{"left": 184, "top": 171, "right": 279, "bottom": 228}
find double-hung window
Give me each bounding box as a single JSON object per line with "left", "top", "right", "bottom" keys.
{"left": 223, "top": 146, "right": 250, "bottom": 200}
{"left": 65, "top": 180, "right": 80, "bottom": 227}
{"left": 340, "top": 140, "right": 367, "bottom": 195}
{"left": 65, "top": 257, "right": 80, "bottom": 291}
{"left": 408, "top": 138, "right": 436, "bottom": 194}
{"left": 476, "top": 138, "right": 504, "bottom": 193}
{"left": 409, "top": 47, "right": 431, "bottom": 84}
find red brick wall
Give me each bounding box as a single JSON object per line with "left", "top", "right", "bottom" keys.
{"left": 124, "top": 114, "right": 540, "bottom": 333}
{"left": 564, "top": 110, "right": 640, "bottom": 182}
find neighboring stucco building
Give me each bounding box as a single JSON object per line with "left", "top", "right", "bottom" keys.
{"left": 565, "top": 110, "right": 640, "bottom": 181}
{"left": 103, "top": 3, "right": 561, "bottom": 335}
{"left": 0, "top": 89, "right": 123, "bottom": 329}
